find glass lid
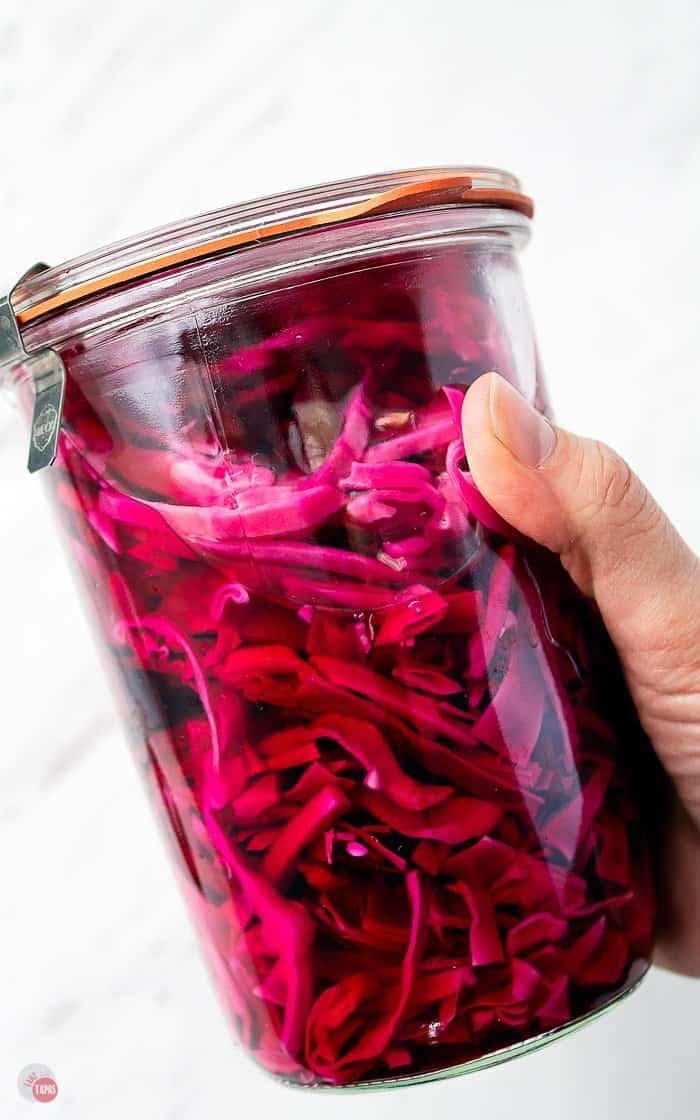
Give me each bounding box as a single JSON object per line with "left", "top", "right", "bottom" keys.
{"left": 11, "top": 166, "right": 532, "bottom": 328}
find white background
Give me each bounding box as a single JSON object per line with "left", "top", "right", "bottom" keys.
{"left": 1, "top": 0, "right": 699, "bottom": 1116}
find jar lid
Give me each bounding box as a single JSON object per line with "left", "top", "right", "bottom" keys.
{"left": 2, "top": 167, "right": 532, "bottom": 473}
{"left": 11, "top": 167, "right": 532, "bottom": 328}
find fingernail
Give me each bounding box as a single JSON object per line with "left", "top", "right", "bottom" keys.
{"left": 488, "top": 373, "right": 557, "bottom": 468}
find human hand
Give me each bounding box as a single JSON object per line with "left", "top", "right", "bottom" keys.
{"left": 462, "top": 372, "right": 700, "bottom": 977}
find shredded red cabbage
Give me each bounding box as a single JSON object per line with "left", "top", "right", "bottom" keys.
{"left": 51, "top": 247, "right": 655, "bottom": 1087}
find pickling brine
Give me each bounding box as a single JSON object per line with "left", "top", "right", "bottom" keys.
{"left": 4, "top": 169, "right": 656, "bottom": 1088}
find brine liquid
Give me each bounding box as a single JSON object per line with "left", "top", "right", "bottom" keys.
{"left": 50, "top": 243, "right": 655, "bottom": 1086}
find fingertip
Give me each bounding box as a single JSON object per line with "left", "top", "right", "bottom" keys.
{"left": 460, "top": 371, "right": 564, "bottom": 552}
{"left": 461, "top": 372, "right": 498, "bottom": 469}
{"left": 461, "top": 371, "right": 495, "bottom": 437}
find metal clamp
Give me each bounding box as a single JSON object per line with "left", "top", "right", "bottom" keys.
{"left": 0, "top": 264, "right": 66, "bottom": 472}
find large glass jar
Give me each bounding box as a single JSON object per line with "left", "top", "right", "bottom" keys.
{"left": 2, "top": 168, "right": 655, "bottom": 1088}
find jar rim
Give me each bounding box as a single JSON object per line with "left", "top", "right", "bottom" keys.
{"left": 12, "top": 166, "right": 532, "bottom": 329}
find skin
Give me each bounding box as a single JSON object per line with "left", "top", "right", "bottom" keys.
{"left": 462, "top": 372, "right": 700, "bottom": 977}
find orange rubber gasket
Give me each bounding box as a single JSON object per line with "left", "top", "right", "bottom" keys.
{"left": 16, "top": 175, "right": 533, "bottom": 328}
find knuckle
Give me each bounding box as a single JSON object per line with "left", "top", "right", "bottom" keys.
{"left": 592, "top": 441, "right": 634, "bottom": 512}
{"left": 580, "top": 441, "right": 654, "bottom": 529}
{"left": 562, "top": 439, "right": 666, "bottom": 580}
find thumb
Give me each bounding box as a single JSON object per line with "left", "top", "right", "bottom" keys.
{"left": 461, "top": 372, "right": 700, "bottom": 824}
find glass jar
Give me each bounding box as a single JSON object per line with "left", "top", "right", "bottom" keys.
{"left": 2, "top": 168, "right": 655, "bottom": 1089}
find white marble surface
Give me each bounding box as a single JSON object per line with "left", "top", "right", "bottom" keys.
{"left": 1, "top": 0, "right": 699, "bottom": 1116}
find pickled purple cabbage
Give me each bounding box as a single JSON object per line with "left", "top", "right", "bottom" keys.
{"left": 52, "top": 248, "right": 655, "bottom": 1086}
